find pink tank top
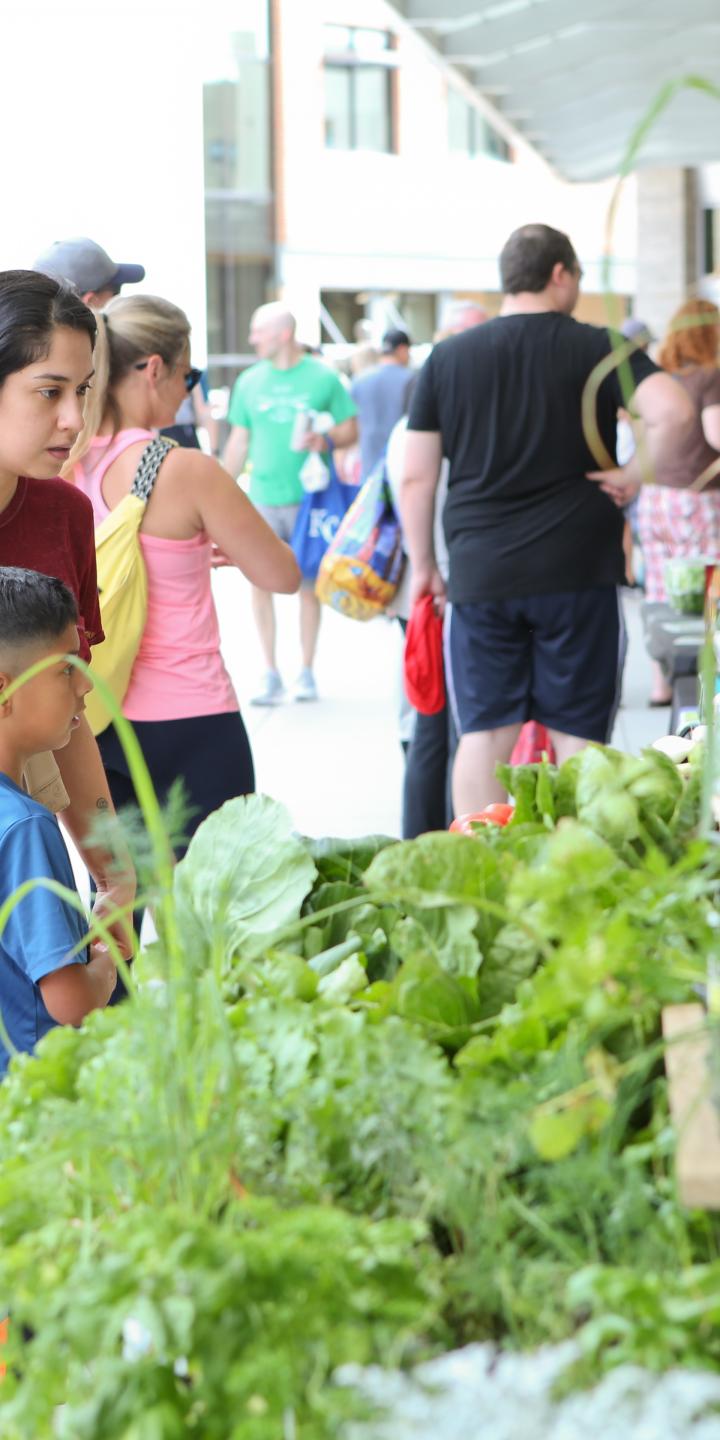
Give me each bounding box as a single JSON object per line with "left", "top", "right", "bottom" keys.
{"left": 74, "top": 431, "right": 238, "bottom": 722}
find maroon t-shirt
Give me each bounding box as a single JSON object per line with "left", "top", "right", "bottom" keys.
{"left": 0, "top": 477, "right": 103, "bottom": 659}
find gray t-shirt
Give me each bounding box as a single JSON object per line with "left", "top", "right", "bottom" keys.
{"left": 351, "top": 362, "right": 413, "bottom": 481}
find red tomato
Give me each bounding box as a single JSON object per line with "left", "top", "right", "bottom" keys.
{"left": 449, "top": 804, "right": 514, "bottom": 834}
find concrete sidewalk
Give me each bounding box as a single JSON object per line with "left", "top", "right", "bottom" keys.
{"left": 213, "top": 573, "right": 673, "bottom": 840}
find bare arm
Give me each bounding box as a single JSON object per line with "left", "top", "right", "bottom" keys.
{"left": 39, "top": 943, "right": 117, "bottom": 1027}
{"left": 702, "top": 404, "right": 720, "bottom": 452}
{"left": 192, "top": 457, "right": 301, "bottom": 593}
{"left": 399, "top": 429, "right": 445, "bottom": 607}
{"left": 304, "top": 417, "right": 359, "bottom": 453}
{"left": 587, "top": 371, "right": 696, "bottom": 501}
{"left": 53, "top": 716, "right": 136, "bottom": 959}
{"left": 221, "top": 425, "right": 250, "bottom": 480}
{"left": 328, "top": 416, "right": 358, "bottom": 449}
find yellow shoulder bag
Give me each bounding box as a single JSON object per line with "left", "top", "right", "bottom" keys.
{"left": 85, "top": 437, "right": 176, "bottom": 736}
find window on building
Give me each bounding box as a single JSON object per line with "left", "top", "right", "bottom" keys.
{"left": 323, "top": 25, "right": 397, "bottom": 153}
{"left": 448, "top": 88, "right": 511, "bottom": 162}
{"left": 320, "top": 291, "right": 366, "bottom": 343}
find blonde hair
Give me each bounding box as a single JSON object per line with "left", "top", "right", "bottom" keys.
{"left": 657, "top": 298, "right": 720, "bottom": 373}
{"left": 66, "top": 294, "right": 190, "bottom": 470}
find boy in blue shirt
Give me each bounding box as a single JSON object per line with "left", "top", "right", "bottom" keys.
{"left": 0, "top": 567, "right": 117, "bottom": 1077}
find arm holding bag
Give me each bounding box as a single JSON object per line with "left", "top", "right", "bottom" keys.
{"left": 290, "top": 445, "right": 357, "bottom": 582}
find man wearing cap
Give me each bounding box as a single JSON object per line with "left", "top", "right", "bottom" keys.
{"left": 33, "top": 238, "right": 145, "bottom": 310}
{"left": 351, "top": 328, "right": 413, "bottom": 483}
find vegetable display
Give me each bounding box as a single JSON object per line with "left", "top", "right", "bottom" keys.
{"left": 664, "top": 558, "right": 708, "bottom": 616}
{"left": 449, "top": 804, "right": 515, "bottom": 833}
{"left": 0, "top": 746, "right": 718, "bottom": 1437}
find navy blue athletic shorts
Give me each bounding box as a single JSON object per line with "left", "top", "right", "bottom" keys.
{"left": 444, "top": 587, "right": 625, "bottom": 742}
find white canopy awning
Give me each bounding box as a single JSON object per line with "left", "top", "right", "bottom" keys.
{"left": 389, "top": 0, "right": 720, "bottom": 180}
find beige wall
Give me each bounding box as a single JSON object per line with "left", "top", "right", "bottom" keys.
{"left": 635, "top": 168, "right": 701, "bottom": 341}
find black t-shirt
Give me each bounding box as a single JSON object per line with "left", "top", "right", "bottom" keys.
{"left": 407, "top": 313, "right": 657, "bottom": 603}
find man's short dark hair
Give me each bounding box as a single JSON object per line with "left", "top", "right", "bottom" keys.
{"left": 382, "top": 328, "right": 411, "bottom": 353}
{"left": 499, "top": 224, "right": 578, "bottom": 295}
{"left": 0, "top": 568, "right": 78, "bottom": 653}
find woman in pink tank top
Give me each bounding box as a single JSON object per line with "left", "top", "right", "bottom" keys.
{"left": 71, "top": 294, "right": 300, "bottom": 886}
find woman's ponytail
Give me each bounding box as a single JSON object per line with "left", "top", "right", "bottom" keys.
{"left": 62, "top": 294, "right": 190, "bottom": 478}
{"left": 61, "top": 309, "right": 112, "bottom": 476}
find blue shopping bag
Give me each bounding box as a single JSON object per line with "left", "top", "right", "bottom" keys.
{"left": 291, "top": 449, "right": 357, "bottom": 581}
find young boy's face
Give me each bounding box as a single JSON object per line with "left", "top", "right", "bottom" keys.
{"left": 1, "top": 622, "right": 93, "bottom": 753}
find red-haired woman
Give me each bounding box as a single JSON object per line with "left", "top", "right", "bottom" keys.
{"left": 637, "top": 298, "right": 720, "bottom": 702}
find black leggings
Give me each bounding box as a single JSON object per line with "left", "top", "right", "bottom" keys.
{"left": 402, "top": 702, "right": 456, "bottom": 838}
{"left": 97, "top": 712, "right": 255, "bottom": 990}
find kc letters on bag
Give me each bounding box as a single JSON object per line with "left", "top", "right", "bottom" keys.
{"left": 291, "top": 448, "right": 356, "bottom": 581}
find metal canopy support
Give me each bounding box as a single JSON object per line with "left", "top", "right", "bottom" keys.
{"left": 390, "top": 0, "right": 720, "bottom": 181}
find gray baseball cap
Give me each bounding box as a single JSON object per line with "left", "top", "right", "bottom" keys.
{"left": 32, "top": 237, "right": 145, "bottom": 295}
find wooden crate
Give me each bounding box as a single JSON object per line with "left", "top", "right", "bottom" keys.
{"left": 663, "top": 1003, "right": 720, "bottom": 1210}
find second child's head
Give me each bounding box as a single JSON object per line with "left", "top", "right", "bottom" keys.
{"left": 0, "top": 271, "right": 97, "bottom": 484}
{"left": 0, "top": 568, "right": 92, "bottom": 758}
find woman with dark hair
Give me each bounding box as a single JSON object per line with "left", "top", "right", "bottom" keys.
{"left": 70, "top": 293, "right": 300, "bottom": 867}
{"left": 637, "top": 297, "right": 720, "bottom": 703}
{"left": 0, "top": 269, "right": 134, "bottom": 955}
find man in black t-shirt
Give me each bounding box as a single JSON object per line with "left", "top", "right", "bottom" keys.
{"left": 402, "top": 223, "right": 694, "bottom": 818}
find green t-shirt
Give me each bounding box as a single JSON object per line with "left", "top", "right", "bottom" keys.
{"left": 227, "top": 356, "right": 357, "bottom": 506}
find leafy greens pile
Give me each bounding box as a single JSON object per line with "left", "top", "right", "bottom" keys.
{"left": 0, "top": 753, "right": 719, "bottom": 1437}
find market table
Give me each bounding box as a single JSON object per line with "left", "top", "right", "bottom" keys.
{"left": 641, "top": 601, "right": 705, "bottom": 732}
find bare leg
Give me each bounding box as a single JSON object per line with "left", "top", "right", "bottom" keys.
{"left": 547, "top": 729, "right": 588, "bottom": 764}
{"left": 622, "top": 519, "right": 634, "bottom": 585}
{"left": 299, "top": 587, "right": 322, "bottom": 670}
{"left": 649, "top": 661, "right": 672, "bottom": 705}
{"left": 452, "top": 724, "right": 523, "bottom": 817}
{"left": 251, "top": 586, "right": 277, "bottom": 670}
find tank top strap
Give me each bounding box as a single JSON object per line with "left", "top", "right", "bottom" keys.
{"left": 89, "top": 428, "right": 156, "bottom": 488}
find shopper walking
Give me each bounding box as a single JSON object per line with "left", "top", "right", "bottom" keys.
{"left": 401, "top": 223, "right": 695, "bottom": 817}
{"left": 72, "top": 294, "right": 300, "bottom": 859}
{"left": 222, "top": 303, "right": 357, "bottom": 705}
{"left": 351, "top": 328, "right": 413, "bottom": 483}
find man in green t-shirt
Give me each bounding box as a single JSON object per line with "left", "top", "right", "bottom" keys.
{"left": 222, "top": 304, "right": 358, "bottom": 705}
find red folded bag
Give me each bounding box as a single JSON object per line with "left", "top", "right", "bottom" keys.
{"left": 404, "top": 595, "right": 446, "bottom": 715}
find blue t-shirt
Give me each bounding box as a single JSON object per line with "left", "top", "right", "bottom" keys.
{"left": 351, "top": 363, "right": 413, "bottom": 482}
{"left": 0, "top": 774, "right": 88, "bottom": 1077}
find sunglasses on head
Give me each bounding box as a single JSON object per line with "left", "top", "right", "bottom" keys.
{"left": 134, "top": 361, "right": 203, "bottom": 393}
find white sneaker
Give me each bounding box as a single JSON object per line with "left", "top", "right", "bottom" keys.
{"left": 292, "top": 667, "right": 318, "bottom": 702}
{"left": 250, "top": 669, "right": 284, "bottom": 706}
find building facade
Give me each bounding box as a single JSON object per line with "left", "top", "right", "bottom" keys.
{"left": 203, "top": 0, "right": 640, "bottom": 388}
